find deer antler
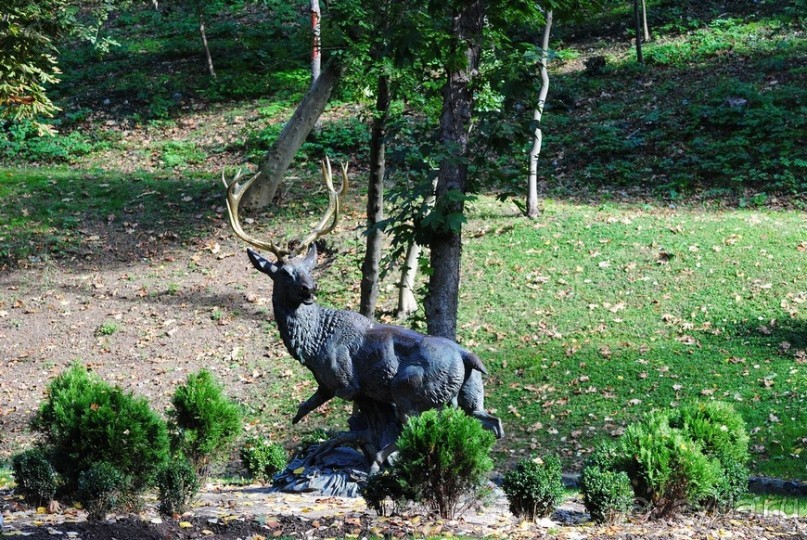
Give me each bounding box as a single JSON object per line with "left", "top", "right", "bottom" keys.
{"left": 223, "top": 169, "right": 291, "bottom": 259}
{"left": 295, "top": 157, "right": 349, "bottom": 255}
{"left": 222, "top": 157, "right": 349, "bottom": 260}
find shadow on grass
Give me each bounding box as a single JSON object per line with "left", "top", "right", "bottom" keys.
{"left": 0, "top": 168, "right": 221, "bottom": 268}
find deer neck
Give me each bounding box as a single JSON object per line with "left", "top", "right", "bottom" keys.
{"left": 273, "top": 300, "right": 324, "bottom": 365}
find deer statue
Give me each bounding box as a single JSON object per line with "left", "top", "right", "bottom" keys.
{"left": 224, "top": 159, "right": 503, "bottom": 469}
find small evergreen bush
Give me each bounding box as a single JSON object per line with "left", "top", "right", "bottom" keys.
{"left": 239, "top": 437, "right": 287, "bottom": 484}
{"left": 76, "top": 462, "right": 126, "bottom": 521}
{"left": 360, "top": 469, "right": 410, "bottom": 517}
{"left": 618, "top": 411, "right": 723, "bottom": 517}
{"left": 156, "top": 455, "right": 200, "bottom": 516}
{"left": 580, "top": 449, "right": 634, "bottom": 524}
{"left": 502, "top": 455, "right": 565, "bottom": 521}
{"left": 669, "top": 402, "right": 750, "bottom": 510}
{"left": 169, "top": 370, "right": 242, "bottom": 479}
{"left": 394, "top": 408, "right": 495, "bottom": 519}
{"left": 11, "top": 447, "right": 60, "bottom": 506}
{"left": 32, "top": 363, "right": 170, "bottom": 497}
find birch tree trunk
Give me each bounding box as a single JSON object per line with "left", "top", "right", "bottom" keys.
{"left": 310, "top": 0, "right": 321, "bottom": 83}
{"left": 425, "top": 0, "right": 486, "bottom": 340}
{"left": 641, "top": 0, "right": 651, "bottom": 42}
{"left": 199, "top": 14, "right": 216, "bottom": 78}
{"left": 359, "top": 74, "right": 390, "bottom": 319}
{"left": 526, "top": 9, "right": 552, "bottom": 219}
{"left": 633, "top": 0, "right": 643, "bottom": 63}
{"left": 244, "top": 63, "right": 343, "bottom": 209}
{"left": 396, "top": 241, "right": 421, "bottom": 319}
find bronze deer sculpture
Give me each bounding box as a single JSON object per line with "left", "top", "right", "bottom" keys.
{"left": 224, "top": 159, "right": 503, "bottom": 469}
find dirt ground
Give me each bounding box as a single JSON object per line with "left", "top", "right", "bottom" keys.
{"left": 0, "top": 216, "right": 308, "bottom": 461}
{"left": 3, "top": 483, "right": 806, "bottom": 540}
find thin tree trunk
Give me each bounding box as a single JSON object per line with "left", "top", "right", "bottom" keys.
{"left": 425, "top": 1, "right": 486, "bottom": 340}
{"left": 633, "top": 0, "right": 643, "bottom": 63}
{"left": 396, "top": 241, "right": 421, "bottom": 318}
{"left": 641, "top": 0, "right": 651, "bottom": 42}
{"left": 245, "top": 62, "right": 343, "bottom": 209}
{"left": 359, "top": 74, "right": 390, "bottom": 319}
{"left": 526, "top": 9, "right": 552, "bottom": 219}
{"left": 310, "top": 0, "right": 321, "bottom": 83}
{"left": 199, "top": 14, "right": 216, "bottom": 78}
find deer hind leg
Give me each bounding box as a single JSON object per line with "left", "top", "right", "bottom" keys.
{"left": 458, "top": 370, "right": 504, "bottom": 439}
{"left": 293, "top": 385, "right": 335, "bottom": 424}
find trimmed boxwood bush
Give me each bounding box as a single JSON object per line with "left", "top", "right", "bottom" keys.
{"left": 76, "top": 462, "right": 126, "bottom": 521}
{"left": 169, "top": 370, "right": 242, "bottom": 479}
{"left": 239, "top": 436, "right": 287, "bottom": 484}
{"left": 394, "top": 408, "right": 495, "bottom": 519}
{"left": 360, "top": 469, "right": 411, "bottom": 517}
{"left": 157, "top": 455, "right": 200, "bottom": 516}
{"left": 502, "top": 455, "right": 565, "bottom": 520}
{"left": 32, "top": 363, "right": 170, "bottom": 498}
{"left": 11, "top": 447, "right": 60, "bottom": 506}
{"left": 580, "top": 446, "right": 634, "bottom": 524}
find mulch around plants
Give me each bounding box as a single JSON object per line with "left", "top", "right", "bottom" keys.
{"left": 2, "top": 485, "right": 806, "bottom": 540}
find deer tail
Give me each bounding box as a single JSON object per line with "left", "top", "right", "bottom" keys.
{"left": 462, "top": 350, "right": 488, "bottom": 375}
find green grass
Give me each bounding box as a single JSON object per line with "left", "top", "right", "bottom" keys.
{"left": 445, "top": 198, "right": 806, "bottom": 480}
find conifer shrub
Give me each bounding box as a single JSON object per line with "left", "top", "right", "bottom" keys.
{"left": 11, "top": 447, "right": 60, "bottom": 506}
{"left": 156, "top": 455, "right": 200, "bottom": 516}
{"left": 618, "top": 411, "right": 722, "bottom": 516}
{"left": 32, "top": 363, "right": 170, "bottom": 498}
{"left": 76, "top": 462, "right": 126, "bottom": 521}
{"left": 169, "top": 370, "right": 243, "bottom": 479}
{"left": 239, "top": 436, "right": 287, "bottom": 484}
{"left": 393, "top": 408, "right": 495, "bottom": 519}
{"left": 669, "top": 402, "right": 750, "bottom": 510}
{"left": 580, "top": 446, "right": 634, "bottom": 524}
{"left": 501, "top": 454, "right": 565, "bottom": 520}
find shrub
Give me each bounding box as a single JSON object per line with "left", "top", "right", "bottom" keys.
{"left": 360, "top": 469, "right": 410, "bottom": 517}
{"left": 11, "top": 447, "right": 60, "bottom": 506}
{"left": 394, "top": 408, "right": 495, "bottom": 519}
{"left": 618, "top": 411, "right": 723, "bottom": 517}
{"left": 670, "top": 402, "right": 750, "bottom": 510}
{"left": 502, "top": 455, "right": 565, "bottom": 521}
{"left": 169, "top": 370, "right": 242, "bottom": 479}
{"left": 239, "top": 437, "right": 287, "bottom": 484}
{"left": 76, "top": 462, "right": 126, "bottom": 521}
{"left": 156, "top": 456, "right": 199, "bottom": 516}
{"left": 32, "top": 363, "right": 170, "bottom": 497}
{"left": 580, "top": 458, "right": 634, "bottom": 524}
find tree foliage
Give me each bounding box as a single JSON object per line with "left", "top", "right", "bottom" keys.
{"left": 0, "top": 0, "right": 116, "bottom": 130}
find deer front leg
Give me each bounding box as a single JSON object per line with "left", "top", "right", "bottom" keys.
{"left": 293, "top": 386, "right": 335, "bottom": 424}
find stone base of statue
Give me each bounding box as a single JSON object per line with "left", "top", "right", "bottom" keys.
{"left": 270, "top": 398, "right": 401, "bottom": 497}
{"left": 270, "top": 446, "right": 370, "bottom": 498}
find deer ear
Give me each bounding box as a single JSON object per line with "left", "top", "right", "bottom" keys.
{"left": 247, "top": 248, "right": 278, "bottom": 276}
{"left": 302, "top": 243, "right": 317, "bottom": 270}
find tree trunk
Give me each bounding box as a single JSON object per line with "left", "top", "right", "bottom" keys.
{"left": 359, "top": 74, "right": 390, "bottom": 319}
{"left": 633, "top": 0, "right": 643, "bottom": 63}
{"left": 641, "top": 0, "right": 651, "bottom": 42}
{"left": 396, "top": 241, "right": 421, "bottom": 318}
{"left": 425, "top": 1, "right": 486, "bottom": 340}
{"left": 310, "top": 0, "right": 321, "bottom": 83}
{"left": 199, "top": 14, "right": 216, "bottom": 78}
{"left": 244, "top": 63, "right": 343, "bottom": 209}
{"left": 526, "top": 9, "right": 552, "bottom": 219}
